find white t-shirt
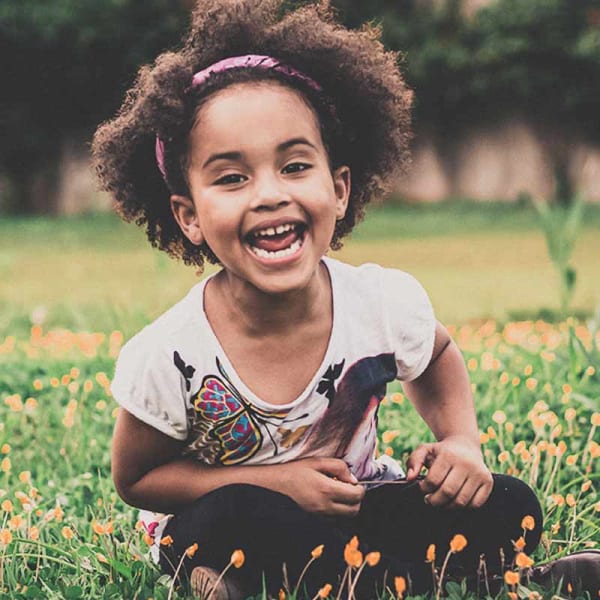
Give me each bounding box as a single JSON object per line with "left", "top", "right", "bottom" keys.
{"left": 111, "top": 257, "right": 436, "bottom": 560}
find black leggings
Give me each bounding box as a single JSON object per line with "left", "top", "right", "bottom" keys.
{"left": 159, "top": 474, "right": 543, "bottom": 597}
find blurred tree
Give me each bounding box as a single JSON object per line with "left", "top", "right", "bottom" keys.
{"left": 1, "top": 0, "right": 599, "bottom": 213}
{"left": 0, "top": 0, "right": 190, "bottom": 213}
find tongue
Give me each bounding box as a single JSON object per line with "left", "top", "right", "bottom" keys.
{"left": 252, "top": 230, "right": 299, "bottom": 252}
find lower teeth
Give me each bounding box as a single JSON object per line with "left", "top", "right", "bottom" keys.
{"left": 250, "top": 238, "right": 302, "bottom": 259}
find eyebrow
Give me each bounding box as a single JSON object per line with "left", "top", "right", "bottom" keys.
{"left": 201, "top": 137, "right": 317, "bottom": 170}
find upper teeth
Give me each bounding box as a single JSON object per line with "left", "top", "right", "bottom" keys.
{"left": 254, "top": 223, "right": 296, "bottom": 237}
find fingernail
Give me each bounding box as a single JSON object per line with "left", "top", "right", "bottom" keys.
{"left": 424, "top": 494, "right": 431, "bottom": 505}
{"left": 407, "top": 468, "right": 414, "bottom": 478}
{"left": 350, "top": 473, "right": 358, "bottom": 484}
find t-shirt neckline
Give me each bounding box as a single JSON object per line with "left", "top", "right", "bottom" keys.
{"left": 193, "top": 257, "right": 339, "bottom": 410}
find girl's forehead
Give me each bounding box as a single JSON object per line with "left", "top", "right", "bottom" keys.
{"left": 189, "top": 82, "right": 323, "bottom": 155}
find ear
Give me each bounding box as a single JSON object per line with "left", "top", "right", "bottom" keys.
{"left": 170, "top": 195, "right": 204, "bottom": 245}
{"left": 332, "top": 166, "right": 351, "bottom": 220}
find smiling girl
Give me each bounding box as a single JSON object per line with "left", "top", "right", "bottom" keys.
{"left": 90, "top": 1, "right": 599, "bottom": 598}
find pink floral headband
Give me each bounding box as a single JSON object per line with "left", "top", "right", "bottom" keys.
{"left": 155, "top": 54, "right": 322, "bottom": 183}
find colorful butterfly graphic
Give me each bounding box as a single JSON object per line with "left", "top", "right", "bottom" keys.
{"left": 193, "top": 358, "right": 305, "bottom": 465}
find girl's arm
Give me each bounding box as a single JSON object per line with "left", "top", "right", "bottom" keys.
{"left": 112, "top": 407, "right": 364, "bottom": 515}
{"left": 401, "top": 321, "right": 493, "bottom": 509}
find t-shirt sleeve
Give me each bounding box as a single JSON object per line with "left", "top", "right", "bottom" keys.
{"left": 110, "top": 335, "right": 188, "bottom": 440}
{"left": 381, "top": 268, "right": 436, "bottom": 382}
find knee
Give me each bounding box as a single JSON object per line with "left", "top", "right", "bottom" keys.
{"left": 490, "top": 474, "right": 543, "bottom": 544}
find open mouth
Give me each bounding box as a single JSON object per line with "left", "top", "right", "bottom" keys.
{"left": 244, "top": 222, "right": 307, "bottom": 260}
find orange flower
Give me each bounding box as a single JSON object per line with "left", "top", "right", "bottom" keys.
{"left": 513, "top": 537, "right": 526, "bottom": 551}
{"left": 96, "top": 553, "right": 109, "bottom": 564}
{"left": 278, "top": 589, "right": 286, "bottom": 600}
{"left": 185, "top": 542, "right": 199, "bottom": 558}
{"left": 28, "top": 526, "right": 40, "bottom": 540}
{"left": 449, "top": 534, "right": 468, "bottom": 553}
{"left": 311, "top": 544, "right": 324, "bottom": 559}
{"left": 61, "top": 526, "right": 74, "bottom": 540}
{"left": 344, "top": 536, "right": 362, "bottom": 568}
{"left": 231, "top": 549, "right": 245, "bottom": 568}
{"left": 1, "top": 500, "right": 13, "bottom": 512}
{"left": 365, "top": 552, "right": 380, "bottom": 567}
{"left": 521, "top": 515, "right": 535, "bottom": 531}
{"left": 504, "top": 570, "right": 520, "bottom": 586}
{"left": 143, "top": 533, "right": 153, "bottom": 546}
{"left": 318, "top": 583, "right": 332, "bottom": 598}
{"left": 344, "top": 546, "right": 363, "bottom": 568}
{"left": 426, "top": 544, "right": 436, "bottom": 562}
{"left": 160, "top": 535, "right": 174, "bottom": 546}
{"left": 0, "top": 529, "right": 13, "bottom": 545}
{"left": 394, "top": 576, "right": 407, "bottom": 598}
{"left": 8, "top": 515, "right": 24, "bottom": 529}
{"left": 508, "top": 592, "right": 518, "bottom": 600}
{"left": 515, "top": 553, "right": 534, "bottom": 569}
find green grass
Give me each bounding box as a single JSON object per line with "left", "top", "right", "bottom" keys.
{"left": 1, "top": 201, "right": 600, "bottom": 334}
{"left": 0, "top": 202, "right": 599, "bottom": 598}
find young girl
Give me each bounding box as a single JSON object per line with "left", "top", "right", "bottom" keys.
{"left": 93, "top": 1, "right": 596, "bottom": 597}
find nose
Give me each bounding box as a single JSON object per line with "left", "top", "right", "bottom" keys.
{"left": 249, "top": 171, "right": 291, "bottom": 211}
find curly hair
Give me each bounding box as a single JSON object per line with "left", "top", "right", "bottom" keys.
{"left": 92, "top": 0, "right": 413, "bottom": 269}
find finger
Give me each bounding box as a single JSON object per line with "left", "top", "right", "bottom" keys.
{"left": 419, "top": 451, "right": 452, "bottom": 495}
{"left": 425, "top": 468, "right": 466, "bottom": 507}
{"left": 328, "top": 501, "right": 362, "bottom": 518}
{"left": 469, "top": 480, "right": 493, "bottom": 509}
{"left": 406, "top": 444, "right": 434, "bottom": 480}
{"left": 329, "top": 480, "right": 366, "bottom": 505}
{"left": 315, "top": 458, "right": 357, "bottom": 484}
{"left": 447, "top": 479, "right": 480, "bottom": 510}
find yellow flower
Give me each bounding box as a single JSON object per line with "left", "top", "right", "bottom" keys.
{"left": 449, "top": 534, "right": 467, "bottom": 553}
{"left": 160, "top": 535, "right": 174, "bottom": 546}
{"left": 394, "top": 576, "right": 407, "bottom": 598}
{"left": 515, "top": 553, "right": 534, "bottom": 569}
{"left": 231, "top": 549, "right": 245, "bottom": 568}
{"left": 365, "top": 552, "right": 380, "bottom": 567}
{"left": 318, "top": 583, "right": 332, "bottom": 598}
{"left": 382, "top": 430, "right": 400, "bottom": 444}
{"left": 185, "top": 542, "right": 199, "bottom": 558}
{"left": 311, "top": 544, "right": 324, "bottom": 559}
{"left": 425, "top": 543, "right": 436, "bottom": 562}
{"left": 521, "top": 515, "right": 535, "bottom": 531}
{"left": 61, "top": 526, "right": 74, "bottom": 540}
{"left": 504, "top": 570, "right": 520, "bottom": 586}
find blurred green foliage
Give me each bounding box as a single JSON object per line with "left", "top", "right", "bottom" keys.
{"left": 1, "top": 0, "right": 599, "bottom": 212}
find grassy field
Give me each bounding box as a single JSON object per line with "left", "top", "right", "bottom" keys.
{"left": 0, "top": 202, "right": 599, "bottom": 598}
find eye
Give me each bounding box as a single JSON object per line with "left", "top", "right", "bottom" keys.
{"left": 214, "top": 173, "right": 247, "bottom": 186}
{"left": 282, "top": 162, "right": 312, "bottom": 174}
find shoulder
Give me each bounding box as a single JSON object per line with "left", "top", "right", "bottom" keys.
{"left": 119, "top": 280, "right": 206, "bottom": 359}
{"left": 324, "top": 257, "right": 429, "bottom": 301}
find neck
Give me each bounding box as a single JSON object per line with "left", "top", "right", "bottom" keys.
{"left": 212, "top": 262, "right": 330, "bottom": 336}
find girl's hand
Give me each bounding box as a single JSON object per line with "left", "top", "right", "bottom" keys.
{"left": 406, "top": 435, "right": 493, "bottom": 509}
{"left": 276, "top": 457, "right": 365, "bottom": 517}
